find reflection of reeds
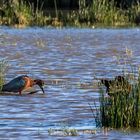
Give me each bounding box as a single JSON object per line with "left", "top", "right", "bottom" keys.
{"left": 0, "top": 60, "right": 8, "bottom": 91}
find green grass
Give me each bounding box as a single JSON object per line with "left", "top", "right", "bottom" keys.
{"left": 98, "top": 74, "right": 140, "bottom": 128}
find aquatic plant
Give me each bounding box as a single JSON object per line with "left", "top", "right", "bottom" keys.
{"left": 97, "top": 47, "right": 140, "bottom": 128}
{"left": 63, "top": 127, "right": 78, "bottom": 136}
{"left": 0, "top": 60, "right": 8, "bottom": 91}
{"left": 48, "top": 127, "right": 78, "bottom": 136}
{"left": 48, "top": 128, "right": 54, "bottom": 135}
{"left": 99, "top": 74, "right": 140, "bottom": 128}
{"left": 47, "top": 127, "right": 97, "bottom": 136}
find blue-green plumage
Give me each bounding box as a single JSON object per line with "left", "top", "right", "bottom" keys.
{"left": 2, "top": 75, "right": 27, "bottom": 92}
{"left": 1, "top": 75, "right": 45, "bottom": 95}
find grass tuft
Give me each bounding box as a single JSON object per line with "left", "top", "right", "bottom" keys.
{"left": 98, "top": 72, "right": 140, "bottom": 128}
{"left": 0, "top": 60, "right": 8, "bottom": 91}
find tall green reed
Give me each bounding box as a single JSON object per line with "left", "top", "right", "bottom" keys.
{"left": 64, "top": 0, "right": 140, "bottom": 27}
{"left": 99, "top": 75, "right": 140, "bottom": 128}
{"left": 54, "top": 0, "right": 58, "bottom": 19}
{"left": 98, "top": 48, "right": 140, "bottom": 128}
{"left": 0, "top": 60, "right": 8, "bottom": 91}
{"left": 0, "top": 1, "right": 32, "bottom": 26}
{"left": 90, "top": 0, "right": 129, "bottom": 26}
{"left": 0, "top": 0, "right": 49, "bottom": 26}
{"left": 128, "top": 1, "right": 140, "bottom": 25}
{"left": 29, "top": 0, "right": 50, "bottom": 26}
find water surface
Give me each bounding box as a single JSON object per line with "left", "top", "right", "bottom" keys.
{"left": 0, "top": 27, "right": 140, "bottom": 139}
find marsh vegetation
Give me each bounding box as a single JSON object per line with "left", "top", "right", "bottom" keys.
{"left": 96, "top": 48, "right": 140, "bottom": 129}
{"left": 0, "top": 60, "right": 8, "bottom": 91}
{"left": 0, "top": 0, "right": 140, "bottom": 27}
{"left": 98, "top": 74, "right": 140, "bottom": 128}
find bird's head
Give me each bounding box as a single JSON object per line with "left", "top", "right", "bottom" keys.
{"left": 34, "top": 79, "right": 45, "bottom": 94}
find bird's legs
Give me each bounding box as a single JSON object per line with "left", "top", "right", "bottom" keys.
{"left": 19, "top": 90, "right": 22, "bottom": 95}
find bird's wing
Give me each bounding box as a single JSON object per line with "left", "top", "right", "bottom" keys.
{"left": 2, "top": 76, "right": 26, "bottom": 92}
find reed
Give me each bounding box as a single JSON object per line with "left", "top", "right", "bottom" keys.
{"left": 61, "top": 0, "right": 140, "bottom": 27}
{"left": 0, "top": 60, "right": 8, "bottom": 91}
{"left": 0, "top": 1, "right": 32, "bottom": 26}
{"left": 29, "top": 0, "right": 51, "bottom": 26}
{"left": 128, "top": 1, "right": 140, "bottom": 25}
{"left": 0, "top": 0, "right": 140, "bottom": 27}
{"left": 0, "top": 0, "right": 50, "bottom": 27}
{"left": 96, "top": 47, "right": 140, "bottom": 128}
{"left": 98, "top": 73, "right": 140, "bottom": 128}
{"left": 63, "top": 0, "right": 139, "bottom": 27}
{"left": 90, "top": 0, "right": 129, "bottom": 26}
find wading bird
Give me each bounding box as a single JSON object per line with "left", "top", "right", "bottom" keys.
{"left": 101, "top": 75, "right": 131, "bottom": 96}
{"left": 1, "top": 75, "right": 45, "bottom": 95}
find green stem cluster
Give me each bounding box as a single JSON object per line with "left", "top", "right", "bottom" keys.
{"left": 0, "top": 60, "right": 8, "bottom": 91}
{"left": 99, "top": 76, "right": 140, "bottom": 128}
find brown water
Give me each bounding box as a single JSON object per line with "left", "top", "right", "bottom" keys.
{"left": 0, "top": 27, "right": 140, "bottom": 139}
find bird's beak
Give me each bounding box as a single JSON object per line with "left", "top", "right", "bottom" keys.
{"left": 38, "top": 85, "right": 45, "bottom": 94}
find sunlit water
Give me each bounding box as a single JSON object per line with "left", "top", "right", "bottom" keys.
{"left": 0, "top": 27, "right": 140, "bottom": 139}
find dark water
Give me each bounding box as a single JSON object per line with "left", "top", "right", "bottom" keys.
{"left": 0, "top": 27, "right": 140, "bottom": 139}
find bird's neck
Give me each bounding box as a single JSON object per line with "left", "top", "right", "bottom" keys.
{"left": 23, "top": 77, "right": 34, "bottom": 88}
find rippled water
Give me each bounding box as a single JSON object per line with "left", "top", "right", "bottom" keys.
{"left": 0, "top": 27, "right": 140, "bottom": 139}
